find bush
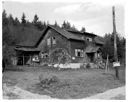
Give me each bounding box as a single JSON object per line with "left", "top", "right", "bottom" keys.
{"left": 49, "top": 48, "right": 71, "bottom": 64}
{"left": 39, "top": 74, "right": 60, "bottom": 88}
{"left": 80, "top": 63, "right": 88, "bottom": 69}
{"left": 86, "top": 63, "right": 90, "bottom": 69}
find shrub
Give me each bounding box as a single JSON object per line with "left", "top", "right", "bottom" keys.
{"left": 39, "top": 74, "right": 60, "bottom": 88}
{"left": 86, "top": 63, "right": 90, "bottom": 69}
{"left": 49, "top": 48, "right": 71, "bottom": 64}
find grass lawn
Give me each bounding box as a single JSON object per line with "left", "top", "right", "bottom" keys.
{"left": 2, "top": 66, "right": 125, "bottom": 99}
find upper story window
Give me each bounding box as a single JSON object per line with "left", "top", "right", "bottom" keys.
{"left": 75, "top": 49, "right": 84, "bottom": 57}
{"left": 47, "top": 37, "right": 56, "bottom": 46}
{"left": 47, "top": 38, "right": 51, "bottom": 46}
{"left": 86, "top": 37, "right": 92, "bottom": 42}
{"left": 52, "top": 37, "right": 56, "bottom": 45}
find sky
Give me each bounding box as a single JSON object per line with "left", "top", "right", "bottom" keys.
{"left": 2, "top": 1, "right": 125, "bottom": 37}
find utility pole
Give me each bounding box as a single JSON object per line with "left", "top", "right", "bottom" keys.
{"left": 112, "top": 6, "right": 119, "bottom": 79}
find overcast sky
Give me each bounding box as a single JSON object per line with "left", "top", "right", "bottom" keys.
{"left": 2, "top": 1, "right": 124, "bottom": 37}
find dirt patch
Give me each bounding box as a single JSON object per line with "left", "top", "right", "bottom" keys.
{"left": 3, "top": 83, "right": 51, "bottom": 99}
{"left": 111, "top": 94, "right": 125, "bottom": 100}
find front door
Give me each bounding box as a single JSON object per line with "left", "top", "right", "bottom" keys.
{"left": 86, "top": 53, "right": 94, "bottom": 62}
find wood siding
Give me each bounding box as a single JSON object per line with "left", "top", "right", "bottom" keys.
{"left": 38, "top": 28, "right": 70, "bottom": 54}
{"left": 70, "top": 40, "right": 85, "bottom": 62}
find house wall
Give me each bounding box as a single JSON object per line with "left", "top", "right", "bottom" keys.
{"left": 38, "top": 28, "right": 70, "bottom": 63}
{"left": 37, "top": 28, "right": 102, "bottom": 64}
{"left": 70, "top": 40, "right": 86, "bottom": 63}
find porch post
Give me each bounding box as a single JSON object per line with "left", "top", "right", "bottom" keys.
{"left": 30, "top": 55, "right": 32, "bottom": 64}
{"left": 23, "top": 55, "right": 24, "bottom": 65}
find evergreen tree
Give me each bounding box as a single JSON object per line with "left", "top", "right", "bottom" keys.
{"left": 61, "top": 20, "right": 77, "bottom": 31}
{"left": 2, "top": 10, "right": 8, "bottom": 26}
{"left": 43, "top": 21, "right": 47, "bottom": 28}
{"left": 66, "top": 21, "right": 71, "bottom": 29}
{"left": 71, "top": 24, "right": 77, "bottom": 31}
{"left": 101, "top": 33, "right": 126, "bottom": 63}
{"left": 8, "top": 14, "right": 14, "bottom": 25}
{"left": 14, "top": 17, "right": 20, "bottom": 25}
{"left": 54, "top": 21, "right": 60, "bottom": 28}
{"left": 2, "top": 10, "right": 17, "bottom": 66}
{"left": 62, "top": 20, "right": 66, "bottom": 29}
{"left": 33, "top": 14, "right": 39, "bottom": 25}
{"left": 81, "top": 27, "right": 86, "bottom": 32}
{"left": 36, "top": 21, "right": 43, "bottom": 30}
{"left": 21, "top": 13, "right": 26, "bottom": 24}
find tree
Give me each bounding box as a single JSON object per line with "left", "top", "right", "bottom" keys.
{"left": 36, "top": 21, "right": 44, "bottom": 30}
{"left": 2, "top": 10, "right": 8, "bottom": 26}
{"left": 81, "top": 27, "right": 86, "bottom": 32}
{"left": 21, "top": 13, "right": 26, "bottom": 24}
{"left": 101, "top": 33, "right": 126, "bottom": 63}
{"left": 2, "top": 10, "right": 18, "bottom": 66}
{"left": 62, "top": 20, "right": 67, "bottom": 29}
{"left": 14, "top": 17, "right": 20, "bottom": 25}
{"left": 66, "top": 21, "right": 71, "bottom": 29}
{"left": 32, "top": 14, "right": 39, "bottom": 25}
{"left": 54, "top": 21, "right": 60, "bottom": 28}
{"left": 8, "top": 14, "right": 14, "bottom": 25}
{"left": 101, "top": 33, "right": 114, "bottom": 61}
{"left": 62, "top": 21, "right": 71, "bottom": 29}
{"left": 42, "top": 21, "right": 47, "bottom": 29}
{"left": 70, "top": 24, "right": 77, "bottom": 31}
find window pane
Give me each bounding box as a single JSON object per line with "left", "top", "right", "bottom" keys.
{"left": 75, "top": 49, "right": 84, "bottom": 57}
{"left": 47, "top": 38, "right": 51, "bottom": 45}
{"left": 78, "top": 52, "right": 81, "bottom": 57}
{"left": 52, "top": 37, "right": 56, "bottom": 44}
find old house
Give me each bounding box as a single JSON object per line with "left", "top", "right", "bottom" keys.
{"left": 15, "top": 25, "right": 104, "bottom": 65}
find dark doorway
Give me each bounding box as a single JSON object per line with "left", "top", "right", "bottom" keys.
{"left": 86, "top": 53, "right": 94, "bottom": 62}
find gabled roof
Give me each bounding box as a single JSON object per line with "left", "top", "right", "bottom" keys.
{"left": 48, "top": 25, "right": 84, "bottom": 41}
{"left": 16, "top": 25, "right": 104, "bottom": 51}
{"left": 94, "top": 36, "right": 104, "bottom": 45}
{"left": 34, "top": 25, "right": 85, "bottom": 47}
{"left": 16, "top": 27, "right": 43, "bottom": 47}
{"left": 16, "top": 25, "right": 85, "bottom": 50}
{"left": 67, "top": 29, "right": 96, "bottom": 36}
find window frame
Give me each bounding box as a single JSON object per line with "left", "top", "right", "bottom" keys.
{"left": 75, "top": 49, "right": 84, "bottom": 57}
{"left": 47, "top": 37, "right": 51, "bottom": 46}
{"left": 52, "top": 36, "right": 56, "bottom": 45}
{"left": 86, "top": 37, "right": 92, "bottom": 42}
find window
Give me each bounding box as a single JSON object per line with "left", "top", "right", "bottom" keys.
{"left": 32, "top": 55, "right": 39, "bottom": 62}
{"left": 52, "top": 37, "right": 56, "bottom": 44}
{"left": 47, "top": 38, "right": 51, "bottom": 46}
{"left": 75, "top": 49, "right": 84, "bottom": 57}
{"left": 47, "top": 37, "right": 56, "bottom": 46}
{"left": 41, "top": 53, "right": 49, "bottom": 58}
{"left": 86, "top": 37, "right": 92, "bottom": 42}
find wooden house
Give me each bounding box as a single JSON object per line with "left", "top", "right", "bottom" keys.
{"left": 15, "top": 25, "right": 104, "bottom": 65}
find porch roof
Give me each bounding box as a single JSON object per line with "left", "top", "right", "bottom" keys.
{"left": 85, "top": 46, "right": 100, "bottom": 53}
{"left": 15, "top": 47, "right": 40, "bottom": 52}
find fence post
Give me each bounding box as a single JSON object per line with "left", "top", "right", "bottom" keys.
{"left": 105, "top": 54, "right": 109, "bottom": 73}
